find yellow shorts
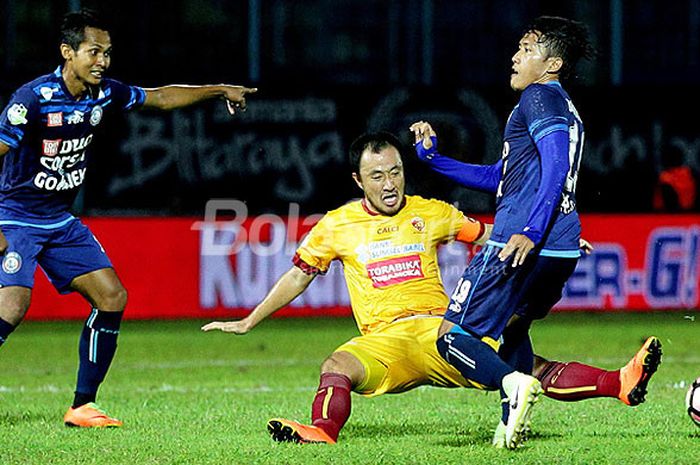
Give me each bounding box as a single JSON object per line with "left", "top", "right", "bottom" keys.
{"left": 335, "top": 315, "right": 484, "bottom": 396}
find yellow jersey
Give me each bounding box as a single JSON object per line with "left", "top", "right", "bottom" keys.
{"left": 294, "top": 195, "right": 484, "bottom": 335}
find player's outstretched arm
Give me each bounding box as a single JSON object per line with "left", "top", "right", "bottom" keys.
{"left": 143, "top": 84, "right": 258, "bottom": 113}
{"left": 201, "top": 266, "right": 315, "bottom": 334}
{"left": 409, "top": 121, "right": 502, "bottom": 193}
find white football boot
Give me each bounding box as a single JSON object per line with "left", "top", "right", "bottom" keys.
{"left": 501, "top": 371, "right": 542, "bottom": 449}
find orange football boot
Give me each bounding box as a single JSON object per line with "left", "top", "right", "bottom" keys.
{"left": 267, "top": 418, "right": 336, "bottom": 444}
{"left": 64, "top": 403, "right": 123, "bottom": 428}
{"left": 619, "top": 336, "right": 662, "bottom": 406}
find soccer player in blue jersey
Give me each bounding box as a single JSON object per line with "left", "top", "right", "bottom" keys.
{"left": 0, "top": 9, "right": 256, "bottom": 427}
{"left": 411, "top": 17, "right": 608, "bottom": 449}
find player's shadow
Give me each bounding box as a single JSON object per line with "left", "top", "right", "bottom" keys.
{"left": 345, "top": 420, "right": 566, "bottom": 446}
{"left": 345, "top": 419, "right": 455, "bottom": 438}
{"left": 438, "top": 429, "right": 563, "bottom": 448}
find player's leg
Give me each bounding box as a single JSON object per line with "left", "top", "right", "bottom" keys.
{"left": 70, "top": 267, "right": 127, "bottom": 403}
{"left": 0, "top": 287, "right": 32, "bottom": 347}
{"left": 269, "top": 322, "right": 428, "bottom": 444}
{"left": 435, "top": 247, "right": 542, "bottom": 449}
{"left": 0, "top": 225, "right": 44, "bottom": 347}
{"left": 503, "top": 255, "right": 662, "bottom": 406}
{"left": 268, "top": 350, "right": 363, "bottom": 444}
{"left": 39, "top": 220, "right": 124, "bottom": 427}
{"left": 499, "top": 313, "right": 534, "bottom": 374}
{"left": 533, "top": 336, "right": 662, "bottom": 406}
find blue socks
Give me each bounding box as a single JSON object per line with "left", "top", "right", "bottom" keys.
{"left": 436, "top": 329, "right": 514, "bottom": 389}
{"left": 74, "top": 308, "right": 123, "bottom": 407}
{"left": 0, "top": 317, "right": 16, "bottom": 347}
{"left": 499, "top": 335, "right": 534, "bottom": 375}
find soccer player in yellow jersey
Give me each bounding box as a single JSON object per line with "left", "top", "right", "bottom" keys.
{"left": 203, "top": 132, "right": 494, "bottom": 443}
{"left": 203, "top": 131, "right": 662, "bottom": 446}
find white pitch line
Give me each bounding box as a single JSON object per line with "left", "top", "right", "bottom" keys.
{"left": 0, "top": 384, "right": 317, "bottom": 395}
{"left": 0, "top": 358, "right": 318, "bottom": 376}
{"left": 116, "top": 358, "right": 316, "bottom": 371}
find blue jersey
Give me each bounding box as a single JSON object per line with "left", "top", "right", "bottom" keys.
{"left": 0, "top": 66, "right": 145, "bottom": 224}
{"left": 491, "top": 81, "right": 583, "bottom": 254}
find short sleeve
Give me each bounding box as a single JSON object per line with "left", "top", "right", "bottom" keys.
{"left": 519, "top": 84, "right": 569, "bottom": 144}
{"left": 294, "top": 215, "right": 337, "bottom": 274}
{"left": 432, "top": 200, "right": 469, "bottom": 243}
{"left": 105, "top": 78, "right": 146, "bottom": 112}
{"left": 0, "top": 87, "right": 40, "bottom": 149}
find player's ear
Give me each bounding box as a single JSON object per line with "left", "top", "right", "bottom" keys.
{"left": 547, "top": 56, "right": 563, "bottom": 74}
{"left": 60, "top": 43, "right": 75, "bottom": 61}
{"left": 352, "top": 172, "right": 364, "bottom": 191}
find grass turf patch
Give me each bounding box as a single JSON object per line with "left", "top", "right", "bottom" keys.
{"left": 0, "top": 311, "right": 698, "bottom": 464}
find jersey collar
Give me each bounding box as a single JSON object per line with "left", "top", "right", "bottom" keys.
{"left": 53, "top": 65, "right": 101, "bottom": 101}
{"left": 361, "top": 196, "right": 408, "bottom": 217}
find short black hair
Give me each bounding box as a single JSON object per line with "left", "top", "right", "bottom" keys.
{"left": 524, "top": 16, "right": 596, "bottom": 80}
{"left": 348, "top": 131, "right": 404, "bottom": 174}
{"left": 61, "top": 8, "right": 110, "bottom": 50}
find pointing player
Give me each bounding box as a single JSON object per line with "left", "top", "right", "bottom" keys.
{"left": 411, "top": 16, "right": 660, "bottom": 448}
{"left": 0, "top": 9, "right": 256, "bottom": 427}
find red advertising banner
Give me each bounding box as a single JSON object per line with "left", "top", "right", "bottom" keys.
{"left": 26, "top": 214, "right": 700, "bottom": 320}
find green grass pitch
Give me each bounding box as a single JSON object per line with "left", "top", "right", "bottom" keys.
{"left": 0, "top": 312, "right": 698, "bottom": 464}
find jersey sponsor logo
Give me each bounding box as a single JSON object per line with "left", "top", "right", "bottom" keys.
{"left": 411, "top": 216, "right": 425, "bottom": 232}
{"left": 366, "top": 254, "right": 424, "bottom": 288}
{"left": 90, "top": 105, "right": 103, "bottom": 126}
{"left": 376, "top": 225, "right": 399, "bottom": 234}
{"left": 7, "top": 103, "right": 28, "bottom": 125}
{"left": 67, "top": 110, "right": 85, "bottom": 125}
{"left": 354, "top": 240, "right": 426, "bottom": 263}
{"left": 40, "top": 151, "right": 86, "bottom": 171}
{"left": 39, "top": 86, "right": 59, "bottom": 101}
{"left": 47, "top": 112, "right": 63, "bottom": 127}
{"left": 42, "top": 139, "right": 62, "bottom": 157}
{"left": 34, "top": 168, "right": 87, "bottom": 191}
{"left": 2, "top": 252, "right": 22, "bottom": 274}
{"left": 57, "top": 134, "right": 93, "bottom": 155}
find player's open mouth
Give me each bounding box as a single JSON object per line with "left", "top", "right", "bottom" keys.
{"left": 382, "top": 193, "right": 399, "bottom": 207}
{"left": 90, "top": 70, "right": 104, "bottom": 78}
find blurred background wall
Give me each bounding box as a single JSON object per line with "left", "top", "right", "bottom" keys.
{"left": 1, "top": 0, "right": 698, "bottom": 216}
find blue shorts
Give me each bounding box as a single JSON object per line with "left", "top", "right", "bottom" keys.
{"left": 444, "top": 244, "right": 578, "bottom": 340}
{"left": 0, "top": 219, "right": 113, "bottom": 294}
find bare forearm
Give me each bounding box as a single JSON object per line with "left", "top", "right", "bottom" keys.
{"left": 244, "top": 267, "right": 314, "bottom": 329}
{"left": 143, "top": 85, "right": 227, "bottom": 111}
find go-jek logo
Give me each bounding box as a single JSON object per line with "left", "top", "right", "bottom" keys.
{"left": 562, "top": 226, "right": 700, "bottom": 308}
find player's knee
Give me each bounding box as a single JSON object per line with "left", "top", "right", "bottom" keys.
{"left": 320, "top": 353, "right": 348, "bottom": 374}
{"left": 0, "top": 289, "right": 32, "bottom": 325}
{"left": 99, "top": 285, "right": 128, "bottom": 311}
{"left": 436, "top": 334, "right": 449, "bottom": 360}
{"left": 320, "top": 352, "right": 363, "bottom": 384}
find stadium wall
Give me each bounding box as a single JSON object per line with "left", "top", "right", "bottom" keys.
{"left": 25, "top": 214, "right": 700, "bottom": 320}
